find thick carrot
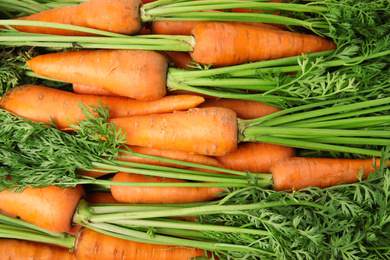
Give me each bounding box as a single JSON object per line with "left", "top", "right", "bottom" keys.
{"left": 109, "top": 107, "right": 238, "bottom": 156}
{"left": 72, "top": 83, "right": 119, "bottom": 96}
{"left": 74, "top": 227, "right": 206, "bottom": 260}
{"left": 0, "top": 185, "right": 85, "bottom": 233}
{"left": 0, "top": 84, "right": 204, "bottom": 129}
{"left": 8, "top": 0, "right": 143, "bottom": 36}
{"left": 197, "top": 98, "right": 282, "bottom": 119}
{"left": 0, "top": 239, "right": 76, "bottom": 260}
{"left": 26, "top": 49, "right": 169, "bottom": 100}
{"left": 111, "top": 172, "right": 226, "bottom": 204}
{"left": 216, "top": 142, "right": 296, "bottom": 173}
{"left": 190, "top": 22, "right": 337, "bottom": 67}
{"left": 270, "top": 157, "right": 383, "bottom": 191}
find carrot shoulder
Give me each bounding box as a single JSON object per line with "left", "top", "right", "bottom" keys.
{"left": 0, "top": 185, "right": 85, "bottom": 233}
{"left": 110, "top": 107, "right": 238, "bottom": 156}
{"left": 8, "top": 0, "right": 143, "bottom": 35}
{"left": 270, "top": 157, "right": 383, "bottom": 191}
{"left": 26, "top": 49, "right": 169, "bottom": 100}
{"left": 111, "top": 172, "right": 226, "bottom": 204}
{"left": 190, "top": 22, "right": 337, "bottom": 67}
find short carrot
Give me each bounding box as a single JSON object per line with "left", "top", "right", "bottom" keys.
{"left": 111, "top": 172, "right": 226, "bottom": 204}
{"left": 0, "top": 84, "right": 204, "bottom": 129}
{"left": 0, "top": 239, "right": 76, "bottom": 260}
{"left": 216, "top": 142, "right": 296, "bottom": 173}
{"left": 0, "top": 185, "right": 85, "bottom": 233}
{"left": 74, "top": 227, "right": 207, "bottom": 260}
{"left": 270, "top": 157, "right": 384, "bottom": 191}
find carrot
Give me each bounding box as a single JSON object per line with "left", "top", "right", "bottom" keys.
{"left": 7, "top": 0, "right": 143, "bottom": 36}
{"left": 270, "top": 157, "right": 383, "bottom": 191}
{"left": 74, "top": 227, "right": 206, "bottom": 260}
{"left": 163, "top": 51, "right": 195, "bottom": 70}
{"left": 0, "top": 239, "right": 76, "bottom": 260}
{"left": 0, "top": 185, "right": 85, "bottom": 233}
{"left": 111, "top": 172, "right": 226, "bottom": 204}
{"left": 216, "top": 142, "right": 296, "bottom": 173}
{"left": 26, "top": 49, "right": 169, "bottom": 100}
{"left": 191, "top": 22, "right": 337, "bottom": 67}
{"left": 85, "top": 192, "right": 121, "bottom": 204}
{"left": 0, "top": 84, "right": 204, "bottom": 129}
{"left": 197, "top": 98, "right": 282, "bottom": 120}
{"left": 109, "top": 107, "right": 238, "bottom": 156}
{"left": 72, "top": 83, "right": 119, "bottom": 96}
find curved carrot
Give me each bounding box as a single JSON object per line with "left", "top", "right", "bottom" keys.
{"left": 74, "top": 227, "right": 206, "bottom": 259}
{"left": 270, "top": 157, "right": 383, "bottom": 191}
{"left": 72, "top": 83, "right": 119, "bottom": 96}
{"left": 110, "top": 107, "right": 238, "bottom": 156}
{"left": 190, "top": 22, "right": 337, "bottom": 67}
{"left": 0, "top": 239, "right": 76, "bottom": 260}
{"left": 0, "top": 185, "right": 85, "bottom": 233}
{"left": 0, "top": 84, "right": 204, "bottom": 129}
{"left": 7, "top": 0, "right": 143, "bottom": 36}
{"left": 198, "top": 98, "right": 282, "bottom": 120}
{"left": 111, "top": 172, "right": 226, "bottom": 204}
{"left": 26, "top": 49, "right": 169, "bottom": 100}
{"left": 216, "top": 142, "right": 296, "bottom": 173}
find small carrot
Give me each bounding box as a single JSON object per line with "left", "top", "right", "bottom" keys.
{"left": 72, "top": 83, "right": 119, "bottom": 96}
{"left": 0, "top": 185, "right": 85, "bottom": 233}
{"left": 197, "top": 98, "right": 282, "bottom": 119}
{"left": 216, "top": 142, "right": 296, "bottom": 173}
{"left": 0, "top": 239, "right": 76, "bottom": 260}
{"left": 163, "top": 51, "right": 195, "bottom": 70}
{"left": 111, "top": 172, "right": 226, "bottom": 204}
{"left": 270, "top": 157, "right": 383, "bottom": 191}
{"left": 0, "top": 84, "right": 204, "bottom": 129}
{"left": 74, "top": 227, "right": 206, "bottom": 260}
{"left": 110, "top": 107, "right": 238, "bottom": 156}
{"left": 85, "top": 192, "right": 121, "bottom": 204}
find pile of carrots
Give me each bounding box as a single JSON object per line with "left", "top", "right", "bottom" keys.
{"left": 0, "top": 0, "right": 388, "bottom": 259}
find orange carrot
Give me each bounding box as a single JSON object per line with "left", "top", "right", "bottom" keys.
{"left": 0, "top": 84, "right": 204, "bottom": 129}
{"left": 26, "top": 49, "right": 169, "bottom": 100}
{"left": 109, "top": 107, "right": 238, "bottom": 156}
{"left": 0, "top": 185, "right": 85, "bottom": 233}
{"left": 216, "top": 142, "right": 296, "bottom": 173}
{"left": 72, "top": 83, "right": 119, "bottom": 96}
{"left": 163, "top": 51, "right": 195, "bottom": 70}
{"left": 85, "top": 192, "right": 121, "bottom": 204}
{"left": 270, "top": 157, "right": 383, "bottom": 191}
{"left": 0, "top": 239, "right": 76, "bottom": 260}
{"left": 198, "top": 98, "right": 282, "bottom": 119}
{"left": 190, "top": 22, "right": 337, "bottom": 67}
{"left": 7, "top": 0, "right": 143, "bottom": 36}
{"left": 111, "top": 172, "right": 226, "bottom": 204}
{"left": 74, "top": 227, "right": 206, "bottom": 260}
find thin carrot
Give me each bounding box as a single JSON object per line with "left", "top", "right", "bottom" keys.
{"left": 26, "top": 49, "right": 169, "bottom": 100}
{"left": 190, "top": 22, "right": 337, "bottom": 67}
{"left": 7, "top": 0, "right": 143, "bottom": 36}
{"left": 109, "top": 107, "right": 238, "bottom": 156}
{"left": 270, "top": 157, "right": 383, "bottom": 191}
{"left": 0, "top": 239, "right": 76, "bottom": 260}
{"left": 72, "top": 83, "right": 119, "bottom": 96}
{"left": 0, "top": 84, "right": 204, "bottom": 129}
{"left": 216, "top": 142, "right": 296, "bottom": 173}
{"left": 197, "top": 98, "right": 282, "bottom": 120}
{"left": 111, "top": 172, "right": 226, "bottom": 204}
{"left": 74, "top": 227, "right": 206, "bottom": 260}
{"left": 0, "top": 185, "right": 85, "bottom": 233}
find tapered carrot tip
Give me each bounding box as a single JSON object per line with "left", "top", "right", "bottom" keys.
{"left": 270, "top": 157, "right": 381, "bottom": 191}
{"left": 110, "top": 107, "right": 238, "bottom": 156}
{"left": 74, "top": 228, "right": 206, "bottom": 259}
{"left": 190, "top": 22, "right": 337, "bottom": 67}
{"left": 11, "top": 0, "right": 143, "bottom": 35}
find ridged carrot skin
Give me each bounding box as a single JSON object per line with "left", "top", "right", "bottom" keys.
{"left": 190, "top": 22, "right": 337, "bottom": 67}
{"left": 0, "top": 239, "right": 76, "bottom": 260}
{"left": 0, "top": 185, "right": 85, "bottom": 233}
{"left": 9, "top": 0, "right": 143, "bottom": 35}
{"left": 26, "top": 49, "right": 169, "bottom": 100}
{"left": 74, "top": 228, "right": 206, "bottom": 260}
{"left": 72, "top": 83, "right": 119, "bottom": 96}
{"left": 110, "top": 107, "right": 238, "bottom": 156}
{"left": 0, "top": 85, "right": 204, "bottom": 129}
{"left": 270, "top": 157, "right": 382, "bottom": 191}
{"left": 216, "top": 142, "right": 296, "bottom": 173}
{"left": 111, "top": 172, "right": 226, "bottom": 204}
